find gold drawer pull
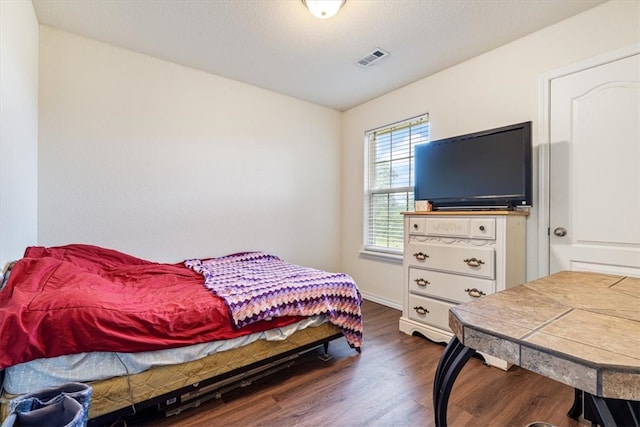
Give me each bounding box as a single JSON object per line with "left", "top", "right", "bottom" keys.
{"left": 413, "top": 252, "right": 429, "bottom": 261}
{"left": 465, "top": 288, "right": 486, "bottom": 298}
{"left": 414, "top": 278, "right": 430, "bottom": 287}
{"left": 413, "top": 306, "right": 429, "bottom": 315}
{"left": 463, "top": 257, "right": 485, "bottom": 267}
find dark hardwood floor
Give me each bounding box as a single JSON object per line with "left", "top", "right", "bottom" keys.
{"left": 130, "top": 300, "right": 586, "bottom": 427}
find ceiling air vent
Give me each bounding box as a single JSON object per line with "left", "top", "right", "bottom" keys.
{"left": 356, "top": 48, "right": 389, "bottom": 67}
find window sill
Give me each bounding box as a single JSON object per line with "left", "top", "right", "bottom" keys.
{"left": 358, "top": 248, "right": 403, "bottom": 265}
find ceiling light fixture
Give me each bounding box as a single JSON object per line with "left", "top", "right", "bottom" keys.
{"left": 302, "top": 0, "right": 346, "bottom": 19}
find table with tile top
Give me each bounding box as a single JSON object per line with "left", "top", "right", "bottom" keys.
{"left": 433, "top": 271, "right": 640, "bottom": 427}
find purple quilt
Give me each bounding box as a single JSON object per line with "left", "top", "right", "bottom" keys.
{"left": 185, "top": 252, "right": 363, "bottom": 351}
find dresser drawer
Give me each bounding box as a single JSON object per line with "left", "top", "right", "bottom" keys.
{"left": 407, "top": 243, "right": 495, "bottom": 279}
{"left": 408, "top": 268, "right": 495, "bottom": 303}
{"left": 408, "top": 294, "right": 454, "bottom": 332}
{"left": 469, "top": 219, "right": 496, "bottom": 239}
{"left": 408, "top": 217, "right": 427, "bottom": 235}
{"left": 425, "top": 218, "right": 469, "bottom": 238}
{"left": 409, "top": 217, "right": 497, "bottom": 240}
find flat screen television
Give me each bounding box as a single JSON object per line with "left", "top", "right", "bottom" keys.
{"left": 414, "top": 121, "right": 532, "bottom": 210}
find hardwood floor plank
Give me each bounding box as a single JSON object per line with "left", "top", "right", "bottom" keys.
{"left": 128, "top": 301, "right": 587, "bottom": 427}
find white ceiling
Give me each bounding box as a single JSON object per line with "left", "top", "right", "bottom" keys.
{"left": 32, "top": 0, "right": 607, "bottom": 111}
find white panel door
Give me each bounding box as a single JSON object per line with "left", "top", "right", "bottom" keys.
{"left": 549, "top": 53, "right": 640, "bottom": 275}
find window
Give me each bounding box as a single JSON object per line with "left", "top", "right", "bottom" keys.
{"left": 364, "top": 114, "right": 429, "bottom": 255}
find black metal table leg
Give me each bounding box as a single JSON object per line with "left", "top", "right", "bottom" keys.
{"left": 584, "top": 392, "right": 640, "bottom": 427}
{"left": 568, "top": 388, "right": 583, "bottom": 419}
{"left": 433, "top": 336, "right": 475, "bottom": 427}
{"left": 585, "top": 393, "right": 618, "bottom": 427}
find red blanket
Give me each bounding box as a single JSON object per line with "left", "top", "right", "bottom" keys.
{"left": 0, "top": 244, "right": 303, "bottom": 369}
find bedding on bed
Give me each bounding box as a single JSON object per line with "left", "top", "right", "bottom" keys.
{"left": 0, "top": 244, "right": 362, "bottom": 370}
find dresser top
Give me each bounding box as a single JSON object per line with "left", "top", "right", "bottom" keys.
{"left": 403, "top": 210, "right": 529, "bottom": 216}
{"left": 449, "top": 271, "right": 640, "bottom": 400}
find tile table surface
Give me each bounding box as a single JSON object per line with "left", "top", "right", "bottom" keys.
{"left": 449, "top": 271, "right": 640, "bottom": 400}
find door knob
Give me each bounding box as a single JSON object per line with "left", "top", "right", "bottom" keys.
{"left": 553, "top": 227, "right": 567, "bottom": 237}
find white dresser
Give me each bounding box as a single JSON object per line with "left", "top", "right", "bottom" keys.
{"left": 399, "top": 211, "right": 527, "bottom": 369}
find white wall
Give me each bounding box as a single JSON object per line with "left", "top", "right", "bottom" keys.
{"left": 38, "top": 26, "right": 343, "bottom": 269}
{"left": 0, "top": 1, "right": 39, "bottom": 267}
{"left": 341, "top": 0, "right": 640, "bottom": 307}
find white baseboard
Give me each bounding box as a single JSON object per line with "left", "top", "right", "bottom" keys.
{"left": 360, "top": 292, "right": 402, "bottom": 311}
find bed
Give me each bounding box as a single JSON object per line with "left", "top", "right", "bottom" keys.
{"left": 0, "top": 244, "right": 362, "bottom": 425}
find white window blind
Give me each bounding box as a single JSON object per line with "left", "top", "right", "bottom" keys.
{"left": 364, "top": 114, "right": 429, "bottom": 254}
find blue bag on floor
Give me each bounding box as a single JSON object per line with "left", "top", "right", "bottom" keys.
{"left": 2, "top": 383, "right": 92, "bottom": 427}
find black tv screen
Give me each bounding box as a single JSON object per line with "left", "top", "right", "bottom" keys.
{"left": 414, "top": 122, "right": 532, "bottom": 209}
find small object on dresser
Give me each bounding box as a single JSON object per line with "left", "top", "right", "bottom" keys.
{"left": 415, "top": 200, "right": 432, "bottom": 212}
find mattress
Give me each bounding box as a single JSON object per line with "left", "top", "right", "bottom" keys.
{"left": 1, "top": 321, "right": 342, "bottom": 422}
{"left": 2, "top": 316, "right": 327, "bottom": 394}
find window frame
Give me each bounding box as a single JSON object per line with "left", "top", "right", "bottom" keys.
{"left": 362, "top": 114, "right": 429, "bottom": 261}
